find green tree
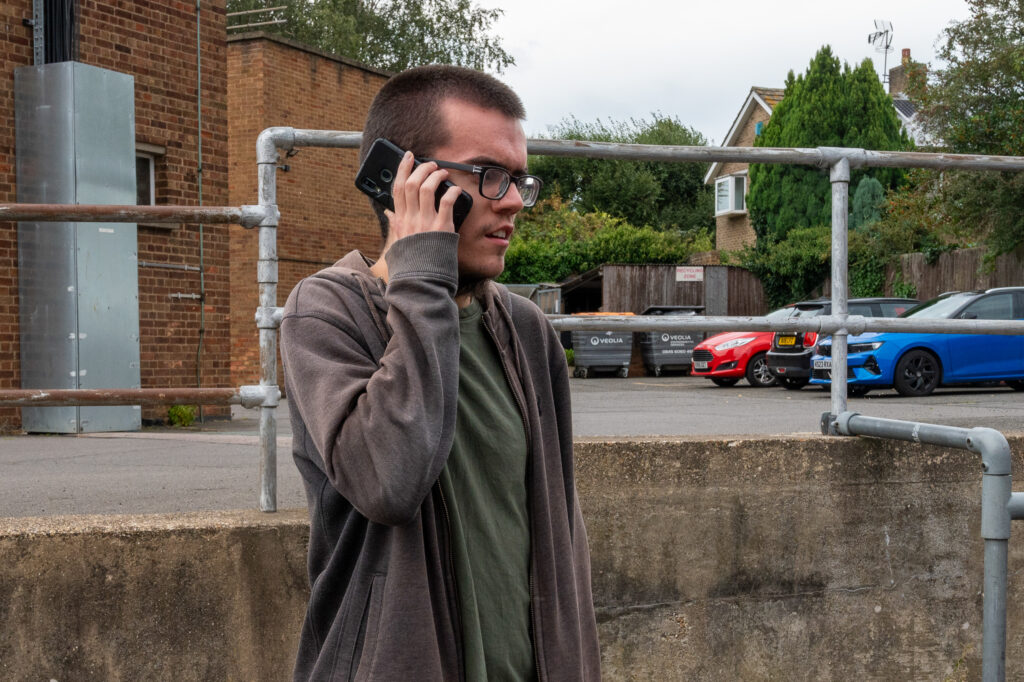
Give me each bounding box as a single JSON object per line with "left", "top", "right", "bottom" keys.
{"left": 498, "top": 197, "right": 713, "bottom": 284}
{"left": 527, "top": 114, "right": 714, "bottom": 235}
{"left": 746, "top": 46, "right": 913, "bottom": 242}
{"left": 226, "top": 0, "right": 514, "bottom": 73}
{"left": 907, "top": 0, "right": 1024, "bottom": 256}
{"left": 850, "top": 176, "right": 885, "bottom": 230}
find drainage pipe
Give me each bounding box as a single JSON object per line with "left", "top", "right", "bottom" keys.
{"left": 829, "top": 412, "right": 1022, "bottom": 682}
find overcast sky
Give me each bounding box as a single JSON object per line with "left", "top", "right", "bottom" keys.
{"left": 476, "top": 0, "right": 973, "bottom": 143}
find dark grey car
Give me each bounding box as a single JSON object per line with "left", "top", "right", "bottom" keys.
{"left": 766, "top": 297, "right": 919, "bottom": 390}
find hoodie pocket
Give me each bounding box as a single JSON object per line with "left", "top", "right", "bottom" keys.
{"left": 351, "top": 573, "right": 386, "bottom": 681}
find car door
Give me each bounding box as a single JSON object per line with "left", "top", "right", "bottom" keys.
{"left": 945, "top": 292, "right": 1020, "bottom": 380}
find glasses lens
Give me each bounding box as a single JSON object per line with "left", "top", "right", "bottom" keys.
{"left": 480, "top": 167, "right": 510, "bottom": 200}
{"left": 517, "top": 176, "right": 541, "bottom": 207}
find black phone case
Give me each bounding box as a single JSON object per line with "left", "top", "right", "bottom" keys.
{"left": 355, "top": 138, "right": 473, "bottom": 231}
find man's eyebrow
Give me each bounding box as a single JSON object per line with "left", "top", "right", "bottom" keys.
{"left": 466, "top": 156, "right": 528, "bottom": 175}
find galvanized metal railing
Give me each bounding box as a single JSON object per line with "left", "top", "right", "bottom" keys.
{"left": 2, "top": 133, "right": 1024, "bottom": 512}
{"left": 825, "top": 413, "right": 1024, "bottom": 682}
{"left": 2, "top": 129, "right": 1023, "bottom": 678}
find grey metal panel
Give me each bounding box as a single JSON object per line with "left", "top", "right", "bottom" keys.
{"left": 16, "top": 64, "right": 79, "bottom": 432}
{"left": 73, "top": 64, "right": 140, "bottom": 432}
{"left": 704, "top": 266, "right": 729, "bottom": 316}
{"left": 15, "top": 63, "right": 140, "bottom": 432}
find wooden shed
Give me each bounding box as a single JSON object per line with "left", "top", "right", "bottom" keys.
{"left": 560, "top": 264, "right": 767, "bottom": 316}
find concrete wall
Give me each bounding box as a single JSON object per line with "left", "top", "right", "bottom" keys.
{"left": 4, "top": 435, "right": 1024, "bottom": 680}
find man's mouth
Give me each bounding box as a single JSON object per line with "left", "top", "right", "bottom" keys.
{"left": 486, "top": 227, "right": 513, "bottom": 242}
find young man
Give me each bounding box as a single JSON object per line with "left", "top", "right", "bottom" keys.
{"left": 280, "top": 65, "right": 601, "bottom": 681}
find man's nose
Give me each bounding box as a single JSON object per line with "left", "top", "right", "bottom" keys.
{"left": 495, "top": 182, "right": 525, "bottom": 212}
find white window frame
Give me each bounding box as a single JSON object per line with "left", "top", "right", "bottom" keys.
{"left": 714, "top": 173, "right": 747, "bottom": 216}
{"left": 136, "top": 142, "right": 169, "bottom": 229}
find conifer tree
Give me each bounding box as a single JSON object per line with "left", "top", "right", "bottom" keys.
{"left": 746, "top": 46, "right": 912, "bottom": 242}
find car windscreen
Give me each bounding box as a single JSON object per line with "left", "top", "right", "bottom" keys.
{"left": 901, "top": 293, "right": 976, "bottom": 319}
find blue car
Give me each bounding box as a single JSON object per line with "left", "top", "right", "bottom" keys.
{"left": 810, "top": 287, "right": 1024, "bottom": 397}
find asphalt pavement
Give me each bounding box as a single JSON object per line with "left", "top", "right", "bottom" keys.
{"left": 2, "top": 376, "right": 1022, "bottom": 517}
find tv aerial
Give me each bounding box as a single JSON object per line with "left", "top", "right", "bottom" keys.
{"left": 868, "top": 19, "right": 894, "bottom": 83}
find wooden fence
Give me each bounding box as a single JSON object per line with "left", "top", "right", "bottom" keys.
{"left": 888, "top": 246, "right": 1024, "bottom": 300}
{"left": 599, "top": 264, "right": 767, "bottom": 315}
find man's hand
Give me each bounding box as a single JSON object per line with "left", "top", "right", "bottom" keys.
{"left": 385, "top": 152, "right": 464, "bottom": 240}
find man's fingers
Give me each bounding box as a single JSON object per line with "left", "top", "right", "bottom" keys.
{"left": 433, "top": 184, "right": 462, "bottom": 230}
{"left": 390, "top": 152, "right": 416, "bottom": 217}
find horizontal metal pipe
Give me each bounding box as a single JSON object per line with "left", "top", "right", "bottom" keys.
{"left": 0, "top": 388, "right": 241, "bottom": 407}
{"left": 546, "top": 314, "right": 1024, "bottom": 335}
{"left": 254, "top": 131, "right": 1024, "bottom": 173}
{"left": 139, "top": 261, "right": 202, "bottom": 272}
{"left": 226, "top": 5, "right": 288, "bottom": 17}
{"left": 834, "top": 412, "right": 973, "bottom": 449}
{"left": 0, "top": 203, "right": 266, "bottom": 227}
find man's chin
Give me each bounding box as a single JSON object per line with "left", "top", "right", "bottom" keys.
{"left": 456, "top": 278, "right": 492, "bottom": 300}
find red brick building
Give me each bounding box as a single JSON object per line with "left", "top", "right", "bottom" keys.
{"left": 0, "top": 1, "right": 230, "bottom": 428}
{"left": 226, "top": 33, "right": 388, "bottom": 386}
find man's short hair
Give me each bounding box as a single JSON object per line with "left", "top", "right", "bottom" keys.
{"left": 359, "top": 64, "right": 526, "bottom": 239}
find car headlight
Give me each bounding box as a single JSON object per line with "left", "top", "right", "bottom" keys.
{"left": 715, "top": 337, "right": 755, "bottom": 351}
{"left": 848, "top": 341, "right": 884, "bottom": 354}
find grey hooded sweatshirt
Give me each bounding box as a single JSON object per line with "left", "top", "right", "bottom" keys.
{"left": 280, "top": 231, "right": 601, "bottom": 681}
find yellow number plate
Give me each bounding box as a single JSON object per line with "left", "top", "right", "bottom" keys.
{"left": 777, "top": 335, "right": 797, "bottom": 346}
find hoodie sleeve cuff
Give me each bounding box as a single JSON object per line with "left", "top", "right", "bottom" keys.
{"left": 385, "top": 231, "right": 460, "bottom": 286}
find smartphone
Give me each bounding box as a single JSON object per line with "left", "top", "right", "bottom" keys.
{"left": 355, "top": 138, "right": 473, "bottom": 231}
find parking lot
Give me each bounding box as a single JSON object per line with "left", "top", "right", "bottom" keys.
{"left": 570, "top": 374, "right": 1024, "bottom": 437}
{"left": 1, "top": 375, "right": 1022, "bottom": 517}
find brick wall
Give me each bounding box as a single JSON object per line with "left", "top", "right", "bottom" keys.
{"left": 227, "top": 34, "right": 388, "bottom": 387}
{"left": 0, "top": 1, "right": 230, "bottom": 429}
{"left": 712, "top": 106, "right": 770, "bottom": 253}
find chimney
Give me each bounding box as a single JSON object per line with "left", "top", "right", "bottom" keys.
{"left": 888, "top": 48, "right": 910, "bottom": 96}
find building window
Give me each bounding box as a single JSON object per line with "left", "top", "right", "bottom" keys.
{"left": 135, "top": 142, "right": 166, "bottom": 206}
{"left": 715, "top": 174, "right": 746, "bottom": 216}
{"left": 136, "top": 152, "right": 156, "bottom": 205}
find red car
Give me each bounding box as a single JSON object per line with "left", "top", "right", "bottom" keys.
{"left": 691, "top": 306, "right": 796, "bottom": 388}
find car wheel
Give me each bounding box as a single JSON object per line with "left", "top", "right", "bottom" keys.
{"left": 574, "top": 367, "right": 588, "bottom": 379}
{"left": 781, "top": 377, "right": 809, "bottom": 390}
{"left": 652, "top": 366, "right": 662, "bottom": 377}
{"left": 618, "top": 367, "right": 629, "bottom": 378}
{"left": 711, "top": 377, "right": 739, "bottom": 387}
{"left": 744, "top": 353, "right": 777, "bottom": 388}
{"left": 894, "top": 349, "right": 941, "bottom": 397}
{"left": 1007, "top": 380, "right": 1024, "bottom": 392}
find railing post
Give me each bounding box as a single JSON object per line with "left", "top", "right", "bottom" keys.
{"left": 829, "top": 156, "right": 851, "bottom": 419}
{"left": 255, "top": 128, "right": 290, "bottom": 513}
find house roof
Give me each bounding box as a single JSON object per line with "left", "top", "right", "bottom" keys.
{"left": 892, "top": 97, "right": 918, "bottom": 121}
{"left": 703, "top": 86, "right": 783, "bottom": 184}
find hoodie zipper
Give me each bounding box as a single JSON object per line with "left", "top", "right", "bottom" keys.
{"left": 481, "top": 313, "right": 544, "bottom": 682}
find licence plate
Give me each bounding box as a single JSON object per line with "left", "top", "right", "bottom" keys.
{"left": 778, "top": 335, "right": 797, "bottom": 346}
{"left": 813, "top": 359, "right": 832, "bottom": 370}
{"left": 693, "top": 361, "right": 709, "bottom": 370}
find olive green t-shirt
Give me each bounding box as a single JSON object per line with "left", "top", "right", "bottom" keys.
{"left": 437, "top": 299, "right": 534, "bottom": 681}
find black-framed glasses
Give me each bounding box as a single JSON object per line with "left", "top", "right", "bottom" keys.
{"left": 424, "top": 159, "right": 543, "bottom": 207}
